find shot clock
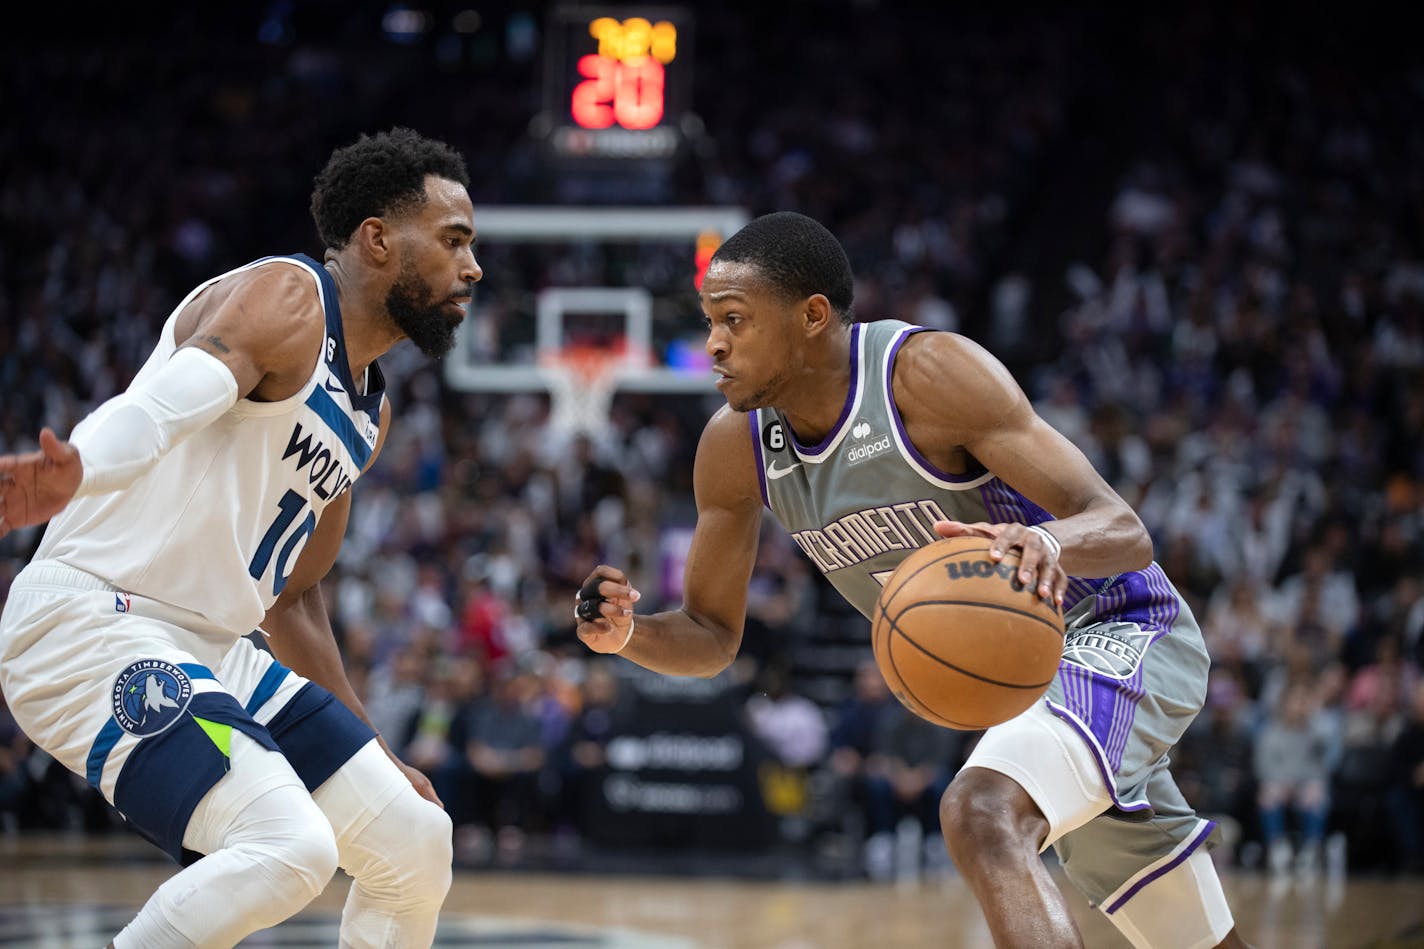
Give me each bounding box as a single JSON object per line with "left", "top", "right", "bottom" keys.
{"left": 544, "top": 6, "right": 692, "bottom": 160}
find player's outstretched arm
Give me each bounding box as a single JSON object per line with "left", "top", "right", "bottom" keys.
{"left": 0, "top": 428, "right": 82, "bottom": 538}
{"left": 574, "top": 405, "right": 763, "bottom": 678}
{"left": 895, "top": 331, "right": 1152, "bottom": 591}
{"left": 4, "top": 265, "right": 322, "bottom": 534}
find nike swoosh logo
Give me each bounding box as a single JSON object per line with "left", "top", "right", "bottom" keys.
{"left": 766, "top": 460, "right": 803, "bottom": 480}
{"left": 324, "top": 377, "right": 344, "bottom": 394}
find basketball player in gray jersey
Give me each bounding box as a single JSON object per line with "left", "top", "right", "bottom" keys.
{"left": 577, "top": 213, "right": 1253, "bottom": 948}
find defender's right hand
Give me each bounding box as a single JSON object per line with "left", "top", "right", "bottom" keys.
{"left": 0, "top": 428, "right": 82, "bottom": 539}
{"left": 575, "top": 564, "right": 640, "bottom": 654}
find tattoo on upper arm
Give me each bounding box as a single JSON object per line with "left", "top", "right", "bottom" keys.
{"left": 182, "top": 334, "right": 232, "bottom": 356}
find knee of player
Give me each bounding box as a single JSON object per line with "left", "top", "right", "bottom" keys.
{"left": 224, "top": 785, "right": 340, "bottom": 904}
{"left": 278, "top": 818, "right": 341, "bottom": 901}
{"left": 356, "top": 791, "right": 454, "bottom": 905}
{"left": 939, "top": 771, "right": 1040, "bottom": 856}
{"left": 407, "top": 800, "right": 454, "bottom": 897}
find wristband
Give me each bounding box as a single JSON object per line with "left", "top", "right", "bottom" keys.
{"left": 613, "top": 618, "right": 635, "bottom": 654}
{"left": 1026, "top": 524, "right": 1062, "bottom": 560}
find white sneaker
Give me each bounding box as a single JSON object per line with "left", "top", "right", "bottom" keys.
{"left": 1268, "top": 839, "right": 1293, "bottom": 876}
{"left": 1325, "top": 832, "right": 1348, "bottom": 878}
{"left": 894, "top": 817, "right": 922, "bottom": 882}
{"left": 922, "top": 836, "right": 955, "bottom": 878}
{"left": 1295, "top": 840, "right": 1320, "bottom": 878}
{"left": 864, "top": 832, "right": 894, "bottom": 881}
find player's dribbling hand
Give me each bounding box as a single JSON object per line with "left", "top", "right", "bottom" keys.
{"left": 574, "top": 564, "right": 640, "bottom": 654}
{"left": 933, "top": 519, "right": 1067, "bottom": 606}
{"left": 932, "top": 520, "right": 1005, "bottom": 542}
{"left": 0, "top": 428, "right": 82, "bottom": 539}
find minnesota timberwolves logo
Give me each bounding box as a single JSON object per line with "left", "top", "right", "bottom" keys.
{"left": 111, "top": 660, "right": 193, "bottom": 737}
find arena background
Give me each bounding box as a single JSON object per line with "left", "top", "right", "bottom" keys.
{"left": 2, "top": 2, "right": 1423, "bottom": 946}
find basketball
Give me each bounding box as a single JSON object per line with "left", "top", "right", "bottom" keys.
{"left": 872, "top": 535, "right": 1065, "bottom": 730}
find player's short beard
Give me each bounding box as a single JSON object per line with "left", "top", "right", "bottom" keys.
{"left": 386, "top": 253, "right": 461, "bottom": 359}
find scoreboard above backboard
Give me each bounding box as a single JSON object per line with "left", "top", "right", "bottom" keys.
{"left": 544, "top": 6, "right": 692, "bottom": 160}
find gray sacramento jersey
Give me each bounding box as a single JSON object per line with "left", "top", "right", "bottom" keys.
{"left": 749, "top": 319, "right": 1211, "bottom": 812}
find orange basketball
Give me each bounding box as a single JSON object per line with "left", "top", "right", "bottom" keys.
{"left": 872, "top": 535, "right": 1065, "bottom": 730}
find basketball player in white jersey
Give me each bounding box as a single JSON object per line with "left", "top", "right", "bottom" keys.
{"left": 0, "top": 128, "right": 480, "bottom": 948}
{"left": 575, "top": 214, "right": 1254, "bottom": 948}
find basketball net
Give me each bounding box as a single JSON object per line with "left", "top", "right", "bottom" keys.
{"left": 541, "top": 342, "right": 645, "bottom": 438}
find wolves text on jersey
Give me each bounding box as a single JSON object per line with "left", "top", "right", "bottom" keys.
{"left": 282, "top": 422, "right": 357, "bottom": 501}
{"left": 789, "top": 498, "right": 950, "bottom": 574}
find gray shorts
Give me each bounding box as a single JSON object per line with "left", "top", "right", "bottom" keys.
{"left": 965, "top": 579, "right": 1215, "bottom": 910}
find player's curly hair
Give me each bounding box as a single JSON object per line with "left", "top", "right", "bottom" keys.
{"left": 711, "top": 212, "right": 855, "bottom": 325}
{"left": 310, "top": 127, "right": 470, "bottom": 250}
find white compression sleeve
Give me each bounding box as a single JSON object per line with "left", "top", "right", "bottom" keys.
{"left": 72, "top": 347, "right": 239, "bottom": 497}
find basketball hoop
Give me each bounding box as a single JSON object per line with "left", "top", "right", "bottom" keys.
{"left": 540, "top": 341, "right": 650, "bottom": 438}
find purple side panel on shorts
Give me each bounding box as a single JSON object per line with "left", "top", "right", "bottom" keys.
{"left": 1059, "top": 563, "right": 1183, "bottom": 772}
{"left": 1102, "top": 819, "right": 1218, "bottom": 914}
{"left": 1044, "top": 701, "right": 1152, "bottom": 813}
{"left": 1089, "top": 677, "right": 1123, "bottom": 768}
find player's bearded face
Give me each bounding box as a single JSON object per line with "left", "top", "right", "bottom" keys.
{"left": 386, "top": 251, "right": 465, "bottom": 358}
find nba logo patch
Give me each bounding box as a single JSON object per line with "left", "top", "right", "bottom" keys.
{"left": 111, "top": 659, "right": 192, "bottom": 737}
{"left": 114, "top": 592, "right": 131, "bottom": 614}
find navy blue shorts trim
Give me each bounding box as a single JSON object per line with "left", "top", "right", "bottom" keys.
{"left": 112, "top": 692, "right": 279, "bottom": 862}
{"left": 265, "top": 682, "right": 377, "bottom": 792}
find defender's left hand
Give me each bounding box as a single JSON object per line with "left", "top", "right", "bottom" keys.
{"left": 391, "top": 753, "right": 444, "bottom": 808}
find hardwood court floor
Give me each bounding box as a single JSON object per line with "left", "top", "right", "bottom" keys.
{"left": 2, "top": 836, "right": 1422, "bottom": 948}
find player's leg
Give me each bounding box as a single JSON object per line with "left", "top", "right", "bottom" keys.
{"left": 940, "top": 701, "right": 1114, "bottom": 948}
{"left": 315, "top": 740, "right": 454, "bottom": 948}
{"left": 218, "top": 638, "right": 453, "bottom": 948}
{"left": 113, "top": 731, "right": 339, "bottom": 948}
{"left": 1054, "top": 768, "right": 1250, "bottom": 949}
{"left": 1031, "top": 591, "right": 1251, "bottom": 948}
{"left": 0, "top": 573, "right": 339, "bottom": 948}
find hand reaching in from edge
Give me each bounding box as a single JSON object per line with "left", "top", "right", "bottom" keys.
{"left": 0, "top": 428, "right": 82, "bottom": 539}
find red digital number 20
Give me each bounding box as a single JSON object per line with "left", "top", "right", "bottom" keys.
{"left": 571, "top": 54, "right": 664, "bottom": 131}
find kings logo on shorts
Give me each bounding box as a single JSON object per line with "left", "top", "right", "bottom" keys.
{"left": 111, "top": 659, "right": 193, "bottom": 737}
{"left": 1061, "top": 623, "right": 1155, "bottom": 679}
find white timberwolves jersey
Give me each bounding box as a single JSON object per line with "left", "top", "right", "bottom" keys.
{"left": 36, "top": 255, "right": 383, "bottom": 636}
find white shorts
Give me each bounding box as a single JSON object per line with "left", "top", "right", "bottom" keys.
{"left": 0, "top": 560, "right": 377, "bottom": 860}
{"left": 963, "top": 698, "right": 1113, "bottom": 850}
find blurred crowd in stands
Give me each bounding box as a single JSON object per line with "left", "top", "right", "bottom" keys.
{"left": 2, "top": 4, "right": 1422, "bottom": 879}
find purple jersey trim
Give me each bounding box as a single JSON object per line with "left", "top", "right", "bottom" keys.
{"left": 791, "top": 323, "right": 862, "bottom": 457}
{"left": 884, "top": 327, "right": 990, "bottom": 483}
{"left": 1102, "top": 819, "right": 1217, "bottom": 913}
{"left": 750, "top": 410, "right": 770, "bottom": 509}
{"left": 1044, "top": 700, "right": 1152, "bottom": 813}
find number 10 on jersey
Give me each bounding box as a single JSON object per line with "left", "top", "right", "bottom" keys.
{"left": 248, "top": 489, "right": 316, "bottom": 596}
